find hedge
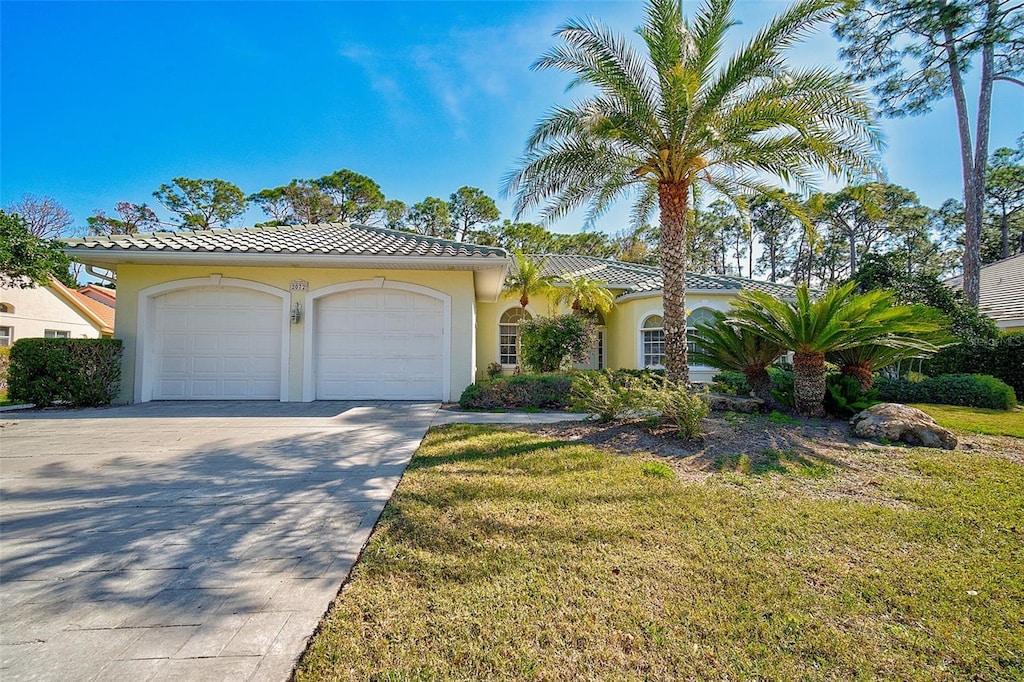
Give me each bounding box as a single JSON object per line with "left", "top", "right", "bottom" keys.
{"left": 459, "top": 373, "right": 575, "bottom": 410}
{"left": 876, "top": 373, "right": 1017, "bottom": 411}
{"left": 924, "top": 332, "right": 1024, "bottom": 399}
{"left": 8, "top": 338, "right": 123, "bottom": 407}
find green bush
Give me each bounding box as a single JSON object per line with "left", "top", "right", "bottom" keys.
{"left": 876, "top": 373, "right": 1017, "bottom": 410}
{"left": 924, "top": 332, "right": 1024, "bottom": 399}
{"left": 645, "top": 381, "right": 710, "bottom": 439}
{"left": 459, "top": 373, "right": 574, "bottom": 410}
{"left": 0, "top": 346, "right": 10, "bottom": 393}
{"left": 712, "top": 370, "right": 749, "bottom": 396}
{"left": 824, "top": 374, "right": 880, "bottom": 418}
{"left": 519, "top": 314, "right": 594, "bottom": 373}
{"left": 8, "top": 338, "right": 123, "bottom": 407}
{"left": 768, "top": 365, "right": 795, "bottom": 409}
{"left": 571, "top": 370, "right": 656, "bottom": 422}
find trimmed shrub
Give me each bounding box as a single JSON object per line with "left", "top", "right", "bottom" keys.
{"left": 519, "top": 314, "right": 594, "bottom": 373}
{"left": 712, "top": 370, "right": 749, "bottom": 396}
{"left": 924, "top": 332, "right": 1024, "bottom": 399}
{"left": 459, "top": 373, "right": 574, "bottom": 410}
{"left": 8, "top": 338, "right": 123, "bottom": 407}
{"left": 876, "top": 373, "right": 1017, "bottom": 411}
{"left": 0, "top": 346, "right": 10, "bottom": 393}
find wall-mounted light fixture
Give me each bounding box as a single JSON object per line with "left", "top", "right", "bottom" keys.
{"left": 291, "top": 302, "right": 303, "bottom": 324}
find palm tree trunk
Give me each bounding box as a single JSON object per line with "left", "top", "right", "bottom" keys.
{"left": 744, "top": 366, "right": 773, "bottom": 405}
{"left": 659, "top": 181, "right": 690, "bottom": 385}
{"left": 841, "top": 361, "right": 874, "bottom": 392}
{"left": 793, "top": 351, "right": 826, "bottom": 417}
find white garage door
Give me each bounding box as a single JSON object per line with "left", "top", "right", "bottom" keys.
{"left": 315, "top": 288, "right": 444, "bottom": 400}
{"left": 152, "top": 286, "right": 283, "bottom": 400}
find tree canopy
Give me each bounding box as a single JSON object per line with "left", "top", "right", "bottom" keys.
{"left": 0, "top": 210, "right": 75, "bottom": 288}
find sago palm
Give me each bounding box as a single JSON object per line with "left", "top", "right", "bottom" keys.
{"left": 728, "top": 282, "right": 938, "bottom": 416}
{"left": 503, "top": 252, "right": 555, "bottom": 310}
{"left": 690, "top": 310, "right": 786, "bottom": 403}
{"left": 556, "top": 274, "right": 615, "bottom": 315}
{"left": 504, "top": 0, "right": 880, "bottom": 383}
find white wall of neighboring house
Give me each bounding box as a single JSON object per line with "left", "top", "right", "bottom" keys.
{"left": 0, "top": 284, "right": 101, "bottom": 346}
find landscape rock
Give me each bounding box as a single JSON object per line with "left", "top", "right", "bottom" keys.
{"left": 850, "top": 403, "right": 958, "bottom": 450}
{"left": 708, "top": 393, "right": 765, "bottom": 414}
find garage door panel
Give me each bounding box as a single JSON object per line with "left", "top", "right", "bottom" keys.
{"left": 152, "top": 286, "right": 283, "bottom": 400}
{"left": 315, "top": 288, "right": 444, "bottom": 400}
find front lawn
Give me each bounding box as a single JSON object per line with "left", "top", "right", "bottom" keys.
{"left": 912, "top": 403, "right": 1024, "bottom": 438}
{"left": 297, "top": 424, "right": 1023, "bottom": 680}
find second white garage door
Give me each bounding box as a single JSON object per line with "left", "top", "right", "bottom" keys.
{"left": 315, "top": 288, "right": 444, "bottom": 400}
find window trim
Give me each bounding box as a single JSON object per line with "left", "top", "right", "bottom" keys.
{"left": 0, "top": 325, "right": 12, "bottom": 347}
{"left": 686, "top": 307, "right": 717, "bottom": 368}
{"left": 497, "top": 305, "right": 533, "bottom": 368}
{"left": 639, "top": 314, "right": 665, "bottom": 369}
{"left": 0, "top": 302, "right": 13, "bottom": 314}
{"left": 44, "top": 329, "right": 71, "bottom": 339}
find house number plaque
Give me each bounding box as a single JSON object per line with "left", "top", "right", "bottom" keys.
{"left": 290, "top": 279, "right": 309, "bottom": 292}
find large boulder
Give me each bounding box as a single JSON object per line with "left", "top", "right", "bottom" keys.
{"left": 850, "top": 403, "right": 958, "bottom": 450}
{"left": 708, "top": 393, "right": 765, "bottom": 414}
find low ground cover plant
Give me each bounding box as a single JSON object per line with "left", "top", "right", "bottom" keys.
{"left": 572, "top": 370, "right": 709, "bottom": 438}
{"left": 7, "top": 338, "right": 122, "bottom": 407}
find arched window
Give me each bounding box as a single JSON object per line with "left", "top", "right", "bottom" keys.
{"left": 687, "top": 308, "right": 717, "bottom": 359}
{"left": 641, "top": 315, "right": 664, "bottom": 368}
{"left": 0, "top": 303, "right": 12, "bottom": 314}
{"left": 499, "top": 307, "right": 532, "bottom": 367}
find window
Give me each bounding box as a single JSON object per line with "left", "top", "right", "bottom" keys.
{"left": 0, "top": 303, "right": 12, "bottom": 314}
{"left": 44, "top": 330, "right": 71, "bottom": 339}
{"left": 0, "top": 326, "right": 11, "bottom": 347}
{"left": 499, "top": 307, "right": 531, "bottom": 366}
{"left": 687, "top": 308, "right": 717, "bottom": 359}
{"left": 641, "top": 315, "right": 664, "bottom": 367}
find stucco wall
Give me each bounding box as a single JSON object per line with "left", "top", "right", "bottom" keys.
{"left": 475, "top": 290, "right": 742, "bottom": 383}
{"left": 114, "top": 265, "right": 477, "bottom": 403}
{"left": 0, "top": 285, "right": 100, "bottom": 343}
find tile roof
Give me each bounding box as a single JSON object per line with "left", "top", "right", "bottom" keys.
{"left": 947, "top": 253, "right": 1024, "bottom": 325}
{"left": 535, "top": 253, "right": 801, "bottom": 299}
{"left": 64, "top": 222, "right": 508, "bottom": 260}
{"left": 47, "top": 278, "right": 115, "bottom": 334}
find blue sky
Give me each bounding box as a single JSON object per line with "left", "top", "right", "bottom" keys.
{"left": 2, "top": 0, "right": 1022, "bottom": 237}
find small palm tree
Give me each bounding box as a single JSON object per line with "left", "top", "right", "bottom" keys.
{"left": 504, "top": 0, "right": 880, "bottom": 384}
{"left": 690, "top": 310, "right": 786, "bottom": 403}
{"left": 826, "top": 307, "right": 949, "bottom": 390}
{"left": 729, "top": 282, "right": 936, "bottom": 416}
{"left": 503, "top": 252, "right": 555, "bottom": 310}
{"left": 556, "top": 274, "right": 615, "bottom": 315}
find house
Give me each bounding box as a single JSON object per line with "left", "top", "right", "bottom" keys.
{"left": 63, "top": 223, "right": 797, "bottom": 403}
{"left": 946, "top": 253, "right": 1024, "bottom": 332}
{"left": 0, "top": 277, "right": 115, "bottom": 347}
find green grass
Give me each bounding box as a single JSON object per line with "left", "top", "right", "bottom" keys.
{"left": 297, "top": 425, "right": 1024, "bottom": 681}
{"left": 911, "top": 403, "right": 1024, "bottom": 438}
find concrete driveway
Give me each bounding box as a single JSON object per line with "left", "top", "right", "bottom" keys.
{"left": 0, "top": 401, "right": 438, "bottom": 681}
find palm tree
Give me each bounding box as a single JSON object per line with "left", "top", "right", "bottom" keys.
{"left": 690, "top": 310, "right": 786, "bottom": 403}
{"left": 503, "top": 0, "right": 880, "bottom": 384}
{"left": 728, "top": 282, "right": 938, "bottom": 416}
{"left": 556, "top": 274, "right": 615, "bottom": 315}
{"left": 503, "top": 252, "right": 555, "bottom": 310}
{"left": 826, "top": 307, "right": 950, "bottom": 390}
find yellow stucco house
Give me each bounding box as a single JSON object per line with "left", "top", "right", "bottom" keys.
{"left": 64, "top": 223, "right": 798, "bottom": 404}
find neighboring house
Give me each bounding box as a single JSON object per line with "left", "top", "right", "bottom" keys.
{"left": 946, "top": 253, "right": 1024, "bottom": 332}
{"left": 0, "top": 278, "right": 115, "bottom": 347}
{"left": 63, "top": 223, "right": 796, "bottom": 404}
